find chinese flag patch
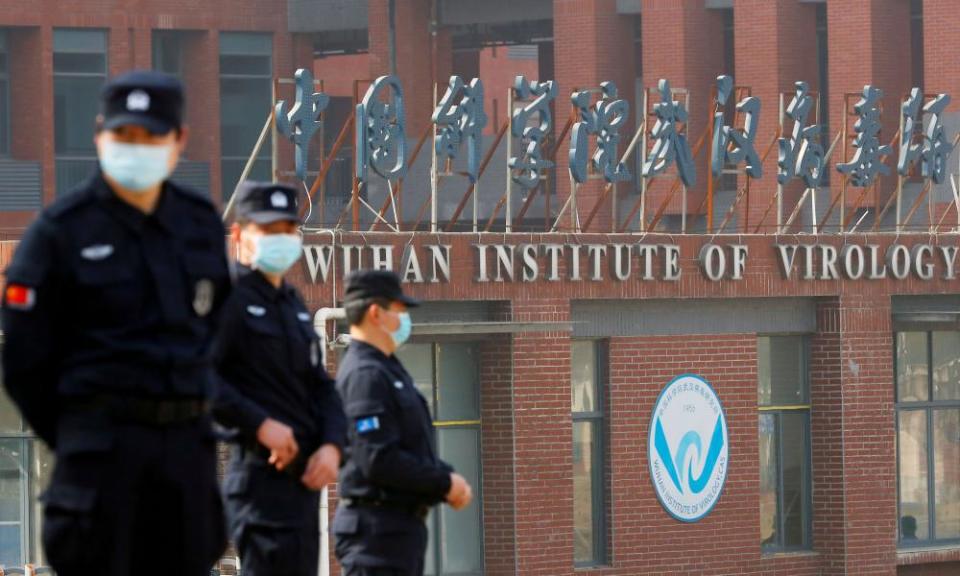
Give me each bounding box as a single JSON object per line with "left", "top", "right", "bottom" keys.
{"left": 4, "top": 284, "right": 35, "bottom": 311}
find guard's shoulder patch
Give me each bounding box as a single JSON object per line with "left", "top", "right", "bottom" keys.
{"left": 4, "top": 284, "right": 36, "bottom": 311}
{"left": 356, "top": 416, "right": 380, "bottom": 435}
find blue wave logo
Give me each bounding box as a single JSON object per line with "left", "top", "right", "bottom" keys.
{"left": 647, "top": 374, "right": 729, "bottom": 522}
{"left": 653, "top": 414, "right": 725, "bottom": 495}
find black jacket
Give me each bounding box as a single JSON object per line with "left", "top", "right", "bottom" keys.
{"left": 212, "top": 266, "right": 346, "bottom": 455}
{"left": 1, "top": 173, "right": 231, "bottom": 446}
{"left": 336, "top": 340, "right": 452, "bottom": 507}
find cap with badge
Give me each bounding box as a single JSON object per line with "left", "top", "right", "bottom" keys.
{"left": 101, "top": 70, "right": 184, "bottom": 135}
{"left": 343, "top": 270, "right": 421, "bottom": 309}
{"left": 234, "top": 181, "right": 300, "bottom": 224}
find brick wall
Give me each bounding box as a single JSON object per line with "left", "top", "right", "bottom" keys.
{"left": 279, "top": 231, "right": 960, "bottom": 576}
{"left": 639, "top": 0, "right": 727, "bottom": 222}
{"left": 0, "top": 0, "right": 291, "bottom": 208}
{"left": 479, "top": 336, "right": 517, "bottom": 575}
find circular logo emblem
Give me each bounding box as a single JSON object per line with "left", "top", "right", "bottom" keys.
{"left": 648, "top": 374, "right": 728, "bottom": 522}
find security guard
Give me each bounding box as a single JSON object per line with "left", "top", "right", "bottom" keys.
{"left": 333, "top": 270, "right": 473, "bottom": 576}
{"left": 213, "top": 181, "right": 346, "bottom": 576}
{"left": 1, "top": 71, "right": 229, "bottom": 576}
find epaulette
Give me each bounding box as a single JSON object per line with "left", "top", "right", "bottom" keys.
{"left": 44, "top": 184, "right": 98, "bottom": 220}
{"left": 167, "top": 180, "right": 217, "bottom": 212}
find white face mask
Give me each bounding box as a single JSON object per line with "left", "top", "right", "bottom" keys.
{"left": 98, "top": 140, "right": 174, "bottom": 192}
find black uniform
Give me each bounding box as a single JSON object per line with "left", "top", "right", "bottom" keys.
{"left": 333, "top": 339, "right": 453, "bottom": 576}
{"left": 212, "top": 181, "right": 347, "bottom": 576}
{"left": 213, "top": 266, "right": 347, "bottom": 576}
{"left": 1, "top": 170, "right": 231, "bottom": 575}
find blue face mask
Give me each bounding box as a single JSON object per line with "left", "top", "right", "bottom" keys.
{"left": 98, "top": 140, "right": 174, "bottom": 192}
{"left": 252, "top": 233, "right": 303, "bottom": 275}
{"left": 390, "top": 312, "right": 412, "bottom": 348}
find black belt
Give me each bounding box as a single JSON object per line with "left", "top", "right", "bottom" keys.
{"left": 65, "top": 395, "right": 209, "bottom": 426}
{"left": 341, "top": 496, "right": 430, "bottom": 521}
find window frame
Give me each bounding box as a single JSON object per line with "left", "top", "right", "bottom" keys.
{"left": 572, "top": 339, "right": 608, "bottom": 568}
{"left": 398, "top": 341, "right": 485, "bottom": 576}
{"left": 151, "top": 30, "right": 186, "bottom": 79}
{"left": 52, "top": 28, "right": 108, "bottom": 196}
{"left": 218, "top": 31, "right": 274, "bottom": 199}
{"left": 895, "top": 330, "right": 960, "bottom": 548}
{"left": 758, "top": 334, "right": 813, "bottom": 553}
{"left": 0, "top": 342, "right": 52, "bottom": 569}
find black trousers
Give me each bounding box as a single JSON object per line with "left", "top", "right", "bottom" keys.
{"left": 333, "top": 505, "right": 428, "bottom": 576}
{"left": 42, "top": 413, "right": 226, "bottom": 576}
{"left": 341, "top": 566, "right": 415, "bottom": 576}
{"left": 223, "top": 453, "right": 321, "bottom": 576}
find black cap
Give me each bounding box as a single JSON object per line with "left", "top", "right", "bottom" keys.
{"left": 234, "top": 181, "right": 300, "bottom": 224}
{"left": 101, "top": 70, "right": 184, "bottom": 135}
{"left": 344, "top": 270, "right": 421, "bottom": 309}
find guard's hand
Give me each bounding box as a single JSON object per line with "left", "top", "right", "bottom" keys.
{"left": 445, "top": 473, "right": 473, "bottom": 511}
{"left": 256, "top": 418, "right": 299, "bottom": 471}
{"left": 301, "top": 443, "right": 341, "bottom": 491}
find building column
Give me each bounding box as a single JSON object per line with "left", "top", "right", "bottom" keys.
{"left": 827, "top": 0, "right": 912, "bottom": 220}
{"left": 181, "top": 31, "right": 221, "bottom": 202}
{"left": 510, "top": 299, "right": 572, "bottom": 575}
{"left": 132, "top": 26, "right": 152, "bottom": 70}
{"left": 553, "top": 0, "right": 636, "bottom": 232}
{"left": 640, "top": 0, "right": 727, "bottom": 229}
{"left": 921, "top": 0, "right": 960, "bottom": 229}
{"left": 809, "top": 297, "right": 848, "bottom": 574}
{"left": 479, "top": 336, "right": 517, "bottom": 575}
{"left": 813, "top": 294, "right": 898, "bottom": 575}
{"left": 733, "top": 0, "right": 820, "bottom": 232}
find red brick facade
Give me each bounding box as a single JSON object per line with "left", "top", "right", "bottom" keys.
{"left": 283, "top": 231, "right": 960, "bottom": 576}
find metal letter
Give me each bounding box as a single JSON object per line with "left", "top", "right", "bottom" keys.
{"left": 836, "top": 85, "right": 891, "bottom": 187}
{"left": 276, "top": 69, "right": 329, "bottom": 183}
{"left": 510, "top": 76, "right": 557, "bottom": 190}
{"left": 569, "top": 81, "right": 631, "bottom": 184}
{"left": 432, "top": 76, "right": 487, "bottom": 182}
{"left": 642, "top": 79, "right": 696, "bottom": 187}
{"left": 778, "top": 81, "right": 824, "bottom": 188}
{"left": 356, "top": 75, "right": 407, "bottom": 182}
{"left": 712, "top": 75, "right": 762, "bottom": 179}
{"left": 897, "top": 87, "right": 923, "bottom": 176}
{"left": 922, "top": 94, "right": 952, "bottom": 184}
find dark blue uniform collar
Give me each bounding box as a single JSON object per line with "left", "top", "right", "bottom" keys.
{"left": 93, "top": 171, "right": 177, "bottom": 234}
{"left": 236, "top": 264, "right": 295, "bottom": 302}
{"left": 348, "top": 338, "right": 395, "bottom": 360}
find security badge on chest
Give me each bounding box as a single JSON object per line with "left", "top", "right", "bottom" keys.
{"left": 193, "top": 279, "right": 215, "bottom": 317}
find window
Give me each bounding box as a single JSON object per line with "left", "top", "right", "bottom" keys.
{"left": 219, "top": 32, "right": 272, "bottom": 201}
{"left": 896, "top": 331, "right": 960, "bottom": 546}
{"left": 758, "top": 335, "right": 812, "bottom": 551}
{"left": 53, "top": 28, "right": 108, "bottom": 196}
{"left": 572, "top": 340, "right": 606, "bottom": 566}
{"left": 152, "top": 30, "right": 185, "bottom": 79}
{"left": 396, "top": 342, "right": 483, "bottom": 576}
{"left": 0, "top": 350, "right": 54, "bottom": 570}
